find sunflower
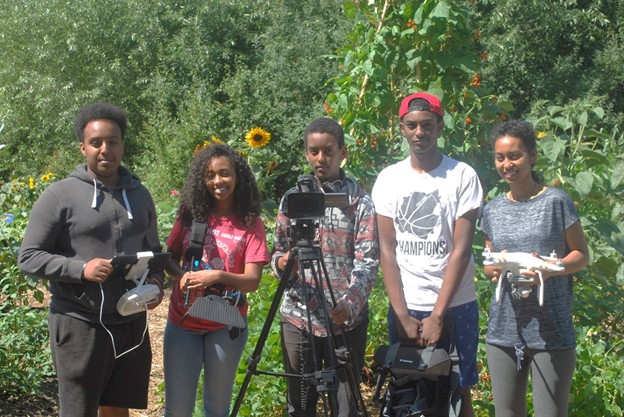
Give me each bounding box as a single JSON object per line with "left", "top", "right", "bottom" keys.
{"left": 194, "top": 135, "right": 224, "bottom": 155}
{"left": 244, "top": 127, "right": 271, "bottom": 149}
{"left": 40, "top": 172, "right": 54, "bottom": 182}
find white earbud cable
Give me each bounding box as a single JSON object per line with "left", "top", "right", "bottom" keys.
{"left": 99, "top": 283, "right": 149, "bottom": 359}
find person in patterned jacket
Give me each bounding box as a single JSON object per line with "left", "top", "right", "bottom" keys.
{"left": 271, "top": 117, "right": 379, "bottom": 417}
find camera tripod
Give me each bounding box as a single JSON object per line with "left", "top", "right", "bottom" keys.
{"left": 230, "top": 241, "right": 368, "bottom": 417}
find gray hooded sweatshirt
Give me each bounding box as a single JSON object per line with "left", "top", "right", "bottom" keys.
{"left": 18, "top": 164, "right": 162, "bottom": 324}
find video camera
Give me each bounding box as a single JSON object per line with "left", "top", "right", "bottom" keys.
{"left": 283, "top": 174, "right": 349, "bottom": 244}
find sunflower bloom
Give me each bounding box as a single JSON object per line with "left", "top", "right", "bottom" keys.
{"left": 537, "top": 131, "right": 547, "bottom": 139}
{"left": 244, "top": 127, "right": 271, "bottom": 149}
{"left": 29, "top": 177, "right": 35, "bottom": 189}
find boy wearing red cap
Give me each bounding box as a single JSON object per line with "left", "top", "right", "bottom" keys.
{"left": 372, "top": 92, "right": 483, "bottom": 416}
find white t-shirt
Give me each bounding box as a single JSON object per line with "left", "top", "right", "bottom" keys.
{"left": 372, "top": 155, "right": 483, "bottom": 311}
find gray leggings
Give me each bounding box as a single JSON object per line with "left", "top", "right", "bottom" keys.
{"left": 486, "top": 343, "right": 575, "bottom": 417}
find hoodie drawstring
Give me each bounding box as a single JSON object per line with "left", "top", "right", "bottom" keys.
{"left": 514, "top": 344, "right": 526, "bottom": 371}
{"left": 90, "top": 178, "right": 133, "bottom": 220}
{"left": 91, "top": 179, "right": 98, "bottom": 209}
{"left": 122, "top": 188, "right": 133, "bottom": 220}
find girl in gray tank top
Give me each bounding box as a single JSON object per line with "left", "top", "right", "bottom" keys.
{"left": 480, "top": 120, "right": 589, "bottom": 417}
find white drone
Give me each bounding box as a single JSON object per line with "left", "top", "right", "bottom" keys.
{"left": 482, "top": 248, "right": 564, "bottom": 306}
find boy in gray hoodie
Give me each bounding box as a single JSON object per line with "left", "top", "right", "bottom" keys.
{"left": 18, "top": 102, "right": 164, "bottom": 417}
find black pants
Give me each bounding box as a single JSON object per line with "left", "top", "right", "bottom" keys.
{"left": 49, "top": 311, "right": 151, "bottom": 417}
{"left": 280, "top": 319, "right": 368, "bottom": 417}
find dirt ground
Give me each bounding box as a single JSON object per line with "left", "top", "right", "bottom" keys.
{"left": 0, "top": 289, "right": 381, "bottom": 417}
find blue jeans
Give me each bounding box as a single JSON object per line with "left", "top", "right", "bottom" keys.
{"left": 163, "top": 321, "right": 248, "bottom": 417}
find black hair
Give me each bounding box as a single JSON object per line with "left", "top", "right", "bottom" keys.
{"left": 491, "top": 120, "right": 541, "bottom": 183}
{"left": 73, "top": 102, "right": 127, "bottom": 142}
{"left": 178, "top": 143, "right": 262, "bottom": 227}
{"left": 303, "top": 117, "right": 345, "bottom": 148}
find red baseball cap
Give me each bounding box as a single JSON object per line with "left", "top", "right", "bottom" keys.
{"left": 399, "top": 92, "right": 444, "bottom": 118}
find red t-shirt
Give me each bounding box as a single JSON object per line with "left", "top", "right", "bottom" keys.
{"left": 166, "top": 214, "right": 269, "bottom": 331}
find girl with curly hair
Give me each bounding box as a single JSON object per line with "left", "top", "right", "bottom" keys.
{"left": 163, "top": 143, "right": 269, "bottom": 417}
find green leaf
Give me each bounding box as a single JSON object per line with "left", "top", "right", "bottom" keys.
{"left": 540, "top": 137, "right": 566, "bottom": 162}
{"left": 342, "top": 2, "right": 356, "bottom": 20}
{"left": 431, "top": 1, "right": 451, "bottom": 18}
{"left": 575, "top": 171, "right": 593, "bottom": 198}
{"left": 578, "top": 148, "right": 609, "bottom": 168}
{"left": 548, "top": 105, "right": 565, "bottom": 116}
{"left": 578, "top": 111, "right": 588, "bottom": 126}
{"left": 611, "top": 161, "right": 624, "bottom": 188}
{"left": 595, "top": 219, "right": 624, "bottom": 257}
{"left": 592, "top": 106, "right": 605, "bottom": 119}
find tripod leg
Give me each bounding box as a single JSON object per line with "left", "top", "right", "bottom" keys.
{"left": 333, "top": 329, "right": 369, "bottom": 417}
{"left": 293, "top": 258, "right": 340, "bottom": 416}
{"left": 313, "top": 249, "right": 369, "bottom": 417}
{"left": 306, "top": 255, "right": 370, "bottom": 417}
{"left": 229, "top": 253, "right": 299, "bottom": 417}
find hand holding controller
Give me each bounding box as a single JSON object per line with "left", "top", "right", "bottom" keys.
{"left": 114, "top": 251, "right": 169, "bottom": 316}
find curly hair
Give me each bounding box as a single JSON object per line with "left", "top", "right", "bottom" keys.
{"left": 73, "top": 102, "right": 127, "bottom": 142}
{"left": 178, "top": 143, "right": 262, "bottom": 227}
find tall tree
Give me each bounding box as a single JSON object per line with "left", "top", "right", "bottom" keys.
{"left": 468, "top": 0, "right": 624, "bottom": 117}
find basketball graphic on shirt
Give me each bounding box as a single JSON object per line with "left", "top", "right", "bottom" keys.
{"left": 396, "top": 190, "right": 440, "bottom": 238}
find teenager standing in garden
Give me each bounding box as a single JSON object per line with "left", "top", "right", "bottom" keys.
{"left": 163, "top": 143, "right": 269, "bottom": 417}
{"left": 481, "top": 120, "right": 589, "bottom": 417}
{"left": 372, "top": 92, "right": 482, "bottom": 416}
{"left": 272, "top": 117, "right": 379, "bottom": 417}
{"left": 18, "top": 102, "right": 164, "bottom": 417}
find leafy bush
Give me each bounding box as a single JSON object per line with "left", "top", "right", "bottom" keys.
{"left": 570, "top": 327, "right": 624, "bottom": 415}
{"left": 527, "top": 100, "right": 624, "bottom": 331}
{"left": 0, "top": 175, "right": 55, "bottom": 395}
{"left": 0, "top": 306, "right": 53, "bottom": 395}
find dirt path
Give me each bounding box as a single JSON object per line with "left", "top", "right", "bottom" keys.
{"left": 2, "top": 288, "right": 381, "bottom": 417}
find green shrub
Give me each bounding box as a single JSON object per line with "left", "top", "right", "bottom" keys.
{"left": 0, "top": 306, "right": 53, "bottom": 395}
{"left": 0, "top": 175, "right": 54, "bottom": 395}
{"left": 570, "top": 327, "right": 624, "bottom": 415}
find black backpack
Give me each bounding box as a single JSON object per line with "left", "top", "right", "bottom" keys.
{"left": 373, "top": 322, "right": 461, "bottom": 417}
